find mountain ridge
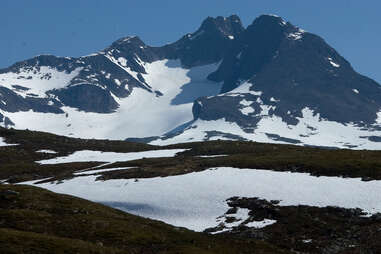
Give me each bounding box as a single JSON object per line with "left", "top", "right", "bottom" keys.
{"left": 0, "top": 14, "right": 380, "bottom": 149}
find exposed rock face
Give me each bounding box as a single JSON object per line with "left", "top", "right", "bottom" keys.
{"left": 205, "top": 14, "right": 381, "bottom": 125}
{"left": 160, "top": 15, "right": 245, "bottom": 68}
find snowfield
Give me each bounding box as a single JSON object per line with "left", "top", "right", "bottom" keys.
{"left": 0, "top": 66, "right": 82, "bottom": 98}
{"left": 23, "top": 167, "right": 381, "bottom": 232}
{"left": 37, "top": 149, "right": 187, "bottom": 164}
{"left": 2, "top": 60, "right": 222, "bottom": 140}
{"left": 152, "top": 106, "right": 381, "bottom": 150}
{"left": 149, "top": 81, "right": 381, "bottom": 149}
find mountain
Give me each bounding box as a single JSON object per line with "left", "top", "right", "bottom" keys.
{"left": 146, "top": 15, "right": 381, "bottom": 149}
{"left": 0, "top": 14, "right": 380, "bottom": 149}
{"left": 206, "top": 14, "right": 381, "bottom": 124}
{"left": 0, "top": 15, "right": 242, "bottom": 139}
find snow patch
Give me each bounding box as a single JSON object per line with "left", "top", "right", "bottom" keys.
{"left": 37, "top": 149, "right": 187, "bottom": 164}
{"left": 197, "top": 155, "right": 227, "bottom": 158}
{"left": 224, "top": 82, "right": 262, "bottom": 96}
{"left": 270, "top": 97, "right": 279, "bottom": 102}
{"left": 117, "top": 57, "right": 127, "bottom": 67}
{"left": 328, "top": 57, "right": 340, "bottom": 68}
{"left": 245, "top": 219, "right": 277, "bottom": 229}
{"left": 288, "top": 28, "right": 305, "bottom": 40}
{"left": 83, "top": 53, "right": 99, "bottom": 57}
{"left": 239, "top": 99, "right": 255, "bottom": 115}
{"left": 239, "top": 99, "right": 252, "bottom": 107}
{"left": 36, "top": 149, "right": 57, "bottom": 154}
{"left": 74, "top": 167, "right": 134, "bottom": 176}
{"left": 23, "top": 167, "right": 381, "bottom": 232}
{"left": 0, "top": 66, "right": 82, "bottom": 98}
{"left": 240, "top": 106, "right": 255, "bottom": 116}
{"left": 376, "top": 111, "right": 381, "bottom": 124}
{"left": 114, "top": 79, "right": 121, "bottom": 86}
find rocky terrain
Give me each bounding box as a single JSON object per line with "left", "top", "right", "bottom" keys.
{"left": 207, "top": 197, "right": 381, "bottom": 253}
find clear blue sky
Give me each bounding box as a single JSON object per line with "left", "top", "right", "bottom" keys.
{"left": 1, "top": 0, "right": 380, "bottom": 83}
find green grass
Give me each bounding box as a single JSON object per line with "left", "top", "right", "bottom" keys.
{"left": 0, "top": 127, "right": 155, "bottom": 156}
{"left": 0, "top": 228, "right": 123, "bottom": 254}
{"left": 1, "top": 128, "right": 381, "bottom": 183}
{"left": 95, "top": 140, "right": 381, "bottom": 181}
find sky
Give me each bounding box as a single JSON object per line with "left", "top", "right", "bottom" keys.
{"left": 1, "top": 0, "right": 380, "bottom": 83}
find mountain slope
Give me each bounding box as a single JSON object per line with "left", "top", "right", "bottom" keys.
{"left": 0, "top": 16, "right": 242, "bottom": 138}
{"left": 149, "top": 15, "right": 381, "bottom": 149}
{"left": 209, "top": 15, "right": 381, "bottom": 124}
{"left": 0, "top": 14, "right": 380, "bottom": 149}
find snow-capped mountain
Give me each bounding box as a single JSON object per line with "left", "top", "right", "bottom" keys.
{"left": 147, "top": 15, "right": 381, "bottom": 149}
{"left": 1, "top": 14, "right": 380, "bottom": 149}
{"left": 0, "top": 15, "right": 242, "bottom": 138}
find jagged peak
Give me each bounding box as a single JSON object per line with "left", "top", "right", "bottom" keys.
{"left": 201, "top": 14, "right": 242, "bottom": 26}
{"left": 106, "top": 36, "right": 148, "bottom": 57}
{"left": 198, "top": 15, "right": 244, "bottom": 37}
{"left": 244, "top": 14, "right": 309, "bottom": 42}
{"left": 264, "top": 13, "right": 286, "bottom": 23}
{"left": 112, "top": 36, "right": 145, "bottom": 46}
{"left": 250, "top": 14, "right": 289, "bottom": 28}
{"left": 228, "top": 14, "right": 242, "bottom": 23}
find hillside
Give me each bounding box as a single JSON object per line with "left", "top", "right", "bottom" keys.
{"left": 1, "top": 127, "right": 381, "bottom": 253}
{"left": 2, "top": 127, "right": 381, "bottom": 184}
{"left": 0, "top": 184, "right": 285, "bottom": 254}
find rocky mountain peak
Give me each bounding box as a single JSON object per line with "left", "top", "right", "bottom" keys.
{"left": 160, "top": 15, "right": 244, "bottom": 68}
{"left": 110, "top": 36, "right": 145, "bottom": 49}
{"left": 199, "top": 15, "right": 244, "bottom": 39}
{"left": 208, "top": 15, "right": 310, "bottom": 92}
{"left": 251, "top": 14, "right": 288, "bottom": 26}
